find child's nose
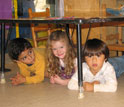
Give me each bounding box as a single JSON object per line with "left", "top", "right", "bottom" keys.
{"left": 28, "top": 55, "right": 32, "bottom": 59}
{"left": 57, "top": 49, "right": 61, "bottom": 53}
{"left": 92, "top": 56, "right": 97, "bottom": 62}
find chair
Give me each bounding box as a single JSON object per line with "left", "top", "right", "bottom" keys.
{"left": 28, "top": 8, "right": 51, "bottom": 47}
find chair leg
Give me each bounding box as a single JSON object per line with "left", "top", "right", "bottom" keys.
{"left": 31, "top": 27, "right": 37, "bottom": 48}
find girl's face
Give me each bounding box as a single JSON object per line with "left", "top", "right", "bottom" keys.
{"left": 18, "top": 48, "right": 35, "bottom": 65}
{"left": 51, "top": 40, "right": 67, "bottom": 60}
{"left": 85, "top": 54, "right": 105, "bottom": 75}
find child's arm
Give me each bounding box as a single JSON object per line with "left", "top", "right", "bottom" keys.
{"left": 18, "top": 66, "right": 44, "bottom": 84}
{"left": 25, "top": 62, "right": 45, "bottom": 84}
{"left": 94, "top": 66, "right": 117, "bottom": 92}
{"left": 52, "top": 75, "right": 70, "bottom": 85}
{"left": 84, "top": 68, "right": 117, "bottom": 92}
{"left": 83, "top": 81, "right": 100, "bottom": 92}
{"left": 68, "top": 70, "right": 101, "bottom": 91}
{"left": 10, "top": 72, "right": 26, "bottom": 85}
{"left": 68, "top": 72, "right": 79, "bottom": 90}
{"left": 50, "top": 76, "right": 55, "bottom": 84}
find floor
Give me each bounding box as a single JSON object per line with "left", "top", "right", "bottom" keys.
{"left": 0, "top": 54, "right": 124, "bottom": 107}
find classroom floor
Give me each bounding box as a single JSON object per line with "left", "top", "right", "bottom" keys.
{"left": 0, "top": 54, "right": 124, "bottom": 107}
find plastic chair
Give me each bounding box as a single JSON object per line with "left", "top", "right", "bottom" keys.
{"left": 28, "top": 8, "right": 51, "bottom": 47}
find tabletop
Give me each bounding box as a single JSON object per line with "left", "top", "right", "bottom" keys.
{"left": 0, "top": 16, "right": 124, "bottom": 25}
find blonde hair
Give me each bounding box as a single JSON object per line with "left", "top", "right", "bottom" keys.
{"left": 46, "top": 30, "right": 76, "bottom": 77}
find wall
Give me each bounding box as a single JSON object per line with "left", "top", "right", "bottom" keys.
{"left": 64, "top": 0, "right": 117, "bottom": 45}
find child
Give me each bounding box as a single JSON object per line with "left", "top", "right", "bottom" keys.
{"left": 8, "top": 38, "right": 45, "bottom": 85}
{"left": 68, "top": 38, "right": 117, "bottom": 92}
{"left": 46, "top": 30, "right": 76, "bottom": 85}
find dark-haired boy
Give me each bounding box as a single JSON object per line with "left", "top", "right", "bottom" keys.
{"left": 8, "top": 38, "right": 45, "bottom": 85}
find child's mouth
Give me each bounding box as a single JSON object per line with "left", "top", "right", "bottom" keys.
{"left": 58, "top": 53, "right": 64, "bottom": 56}
{"left": 92, "top": 64, "right": 97, "bottom": 67}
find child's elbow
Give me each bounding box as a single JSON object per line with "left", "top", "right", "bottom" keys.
{"left": 110, "top": 82, "right": 118, "bottom": 92}
{"left": 68, "top": 84, "right": 74, "bottom": 90}
{"left": 67, "top": 80, "right": 79, "bottom": 90}
{"left": 106, "top": 84, "right": 117, "bottom": 92}
{"left": 111, "top": 85, "right": 117, "bottom": 92}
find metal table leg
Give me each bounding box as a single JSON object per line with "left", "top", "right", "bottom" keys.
{"left": 1, "top": 23, "right": 5, "bottom": 73}
{"left": 0, "top": 23, "right": 11, "bottom": 73}
{"left": 76, "top": 23, "right": 84, "bottom": 99}
{"left": 66, "top": 24, "right": 74, "bottom": 47}
{"left": 76, "top": 23, "right": 83, "bottom": 87}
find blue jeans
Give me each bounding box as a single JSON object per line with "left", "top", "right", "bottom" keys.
{"left": 108, "top": 55, "right": 124, "bottom": 78}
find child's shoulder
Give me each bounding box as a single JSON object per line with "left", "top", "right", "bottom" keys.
{"left": 105, "top": 61, "right": 114, "bottom": 68}
{"left": 102, "top": 61, "right": 115, "bottom": 73}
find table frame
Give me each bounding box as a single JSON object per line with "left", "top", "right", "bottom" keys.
{"left": 1, "top": 17, "right": 124, "bottom": 87}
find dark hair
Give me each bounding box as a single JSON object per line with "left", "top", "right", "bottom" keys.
{"left": 8, "top": 38, "right": 32, "bottom": 60}
{"left": 83, "top": 38, "right": 109, "bottom": 61}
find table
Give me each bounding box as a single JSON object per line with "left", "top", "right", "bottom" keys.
{"left": 1, "top": 16, "right": 124, "bottom": 88}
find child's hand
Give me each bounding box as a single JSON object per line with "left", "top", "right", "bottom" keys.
{"left": 10, "top": 72, "right": 26, "bottom": 85}
{"left": 83, "top": 82, "right": 94, "bottom": 92}
{"left": 93, "top": 81, "right": 100, "bottom": 84}
{"left": 50, "top": 75, "right": 62, "bottom": 84}
{"left": 53, "top": 75, "right": 63, "bottom": 85}
{"left": 50, "top": 75, "right": 69, "bottom": 85}
{"left": 50, "top": 76, "right": 55, "bottom": 84}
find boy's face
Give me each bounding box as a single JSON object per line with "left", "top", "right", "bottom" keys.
{"left": 17, "top": 48, "right": 35, "bottom": 65}
{"left": 85, "top": 54, "right": 105, "bottom": 75}
{"left": 51, "top": 40, "right": 67, "bottom": 60}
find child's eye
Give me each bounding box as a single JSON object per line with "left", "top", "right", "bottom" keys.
{"left": 22, "top": 56, "right": 27, "bottom": 61}
{"left": 88, "top": 54, "right": 92, "bottom": 57}
{"left": 60, "top": 46, "right": 64, "bottom": 49}
{"left": 52, "top": 48, "right": 57, "bottom": 51}
{"left": 96, "top": 54, "right": 100, "bottom": 57}
{"left": 28, "top": 50, "right": 32, "bottom": 55}
{"left": 87, "top": 55, "right": 92, "bottom": 58}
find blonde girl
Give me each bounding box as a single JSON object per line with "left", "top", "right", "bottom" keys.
{"left": 46, "top": 30, "right": 76, "bottom": 85}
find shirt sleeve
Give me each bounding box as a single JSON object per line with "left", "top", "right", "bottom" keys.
{"left": 94, "top": 65, "right": 117, "bottom": 92}
{"left": 68, "top": 71, "right": 79, "bottom": 90}
{"left": 68, "top": 62, "right": 86, "bottom": 90}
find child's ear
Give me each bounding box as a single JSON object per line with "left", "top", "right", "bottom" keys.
{"left": 105, "top": 58, "right": 107, "bottom": 62}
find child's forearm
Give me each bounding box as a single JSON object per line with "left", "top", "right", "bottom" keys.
{"left": 83, "top": 81, "right": 100, "bottom": 92}
{"left": 11, "top": 75, "right": 26, "bottom": 85}
{"left": 93, "top": 81, "right": 100, "bottom": 84}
